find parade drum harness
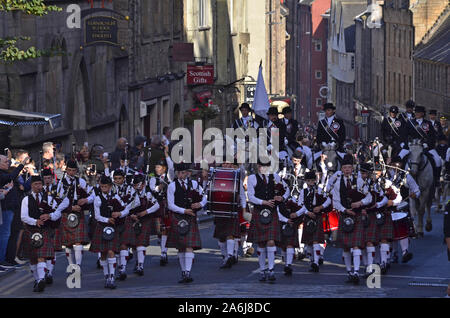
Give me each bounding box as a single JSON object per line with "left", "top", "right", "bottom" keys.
{"left": 207, "top": 168, "right": 240, "bottom": 219}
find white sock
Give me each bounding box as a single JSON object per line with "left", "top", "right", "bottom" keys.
{"left": 399, "top": 238, "right": 409, "bottom": 255}
{"left": 380, "top": 243, "right": 390, "bottom": 265}
{"left": 267, "top": 246, "right": 276, "bottom": 270}
{"left": 161, "top": 235, "right": 168, "bottom": 254}
{"left": 178, "top": 252, "right": 186, "bottom": 272}
{"left": 137, "top": 246, "right": 146, "bottom": 266}
{"left": 298, "top": 227, "right": 304, "bottom": 251}
{"left": 73, "top": 245, "right": 83, "bottom": 266}
{"left": 46, "top": 259, "right": 55, "bottom": 275}
{"left": 97, "top": 252, "right": 101, "bottom": 260}
{"left": 313, "top": 244, "right": 321, "bottom": 265}
{"left": 342, "top": 251, "right": 352, "bottom": 272}
{"left": 100, "top": 260, "right": 108, "bottom": 276}
{"left": 218, "top": 241, "right": 227, "bottom": 258}
{"left": 234, "top": 238, "right": 240, "bottom": 257}
{"left": 352, "top": 249, "right": 362, "bottom": 273}
{"left": 185, "top": 252, "right": 194, "bottom": 272}
{"left": 226, "top": 239, "right": 235, "bottom": 259}
{"left": 30, "top": 264, "right": 38, "bottom": 281}
{"left": 286, "top": 248, "right": 295, "bottom": 266}
{"left": 367, "top": 246, "right": 376, "bottom": 272}
{"left": 65, "top": 247, "right": 74, "bottom": 265}
{"left": 120, "top": 250, "right": 128, "bottom": 270}
{"left": 319, "top": 243, "right": 325, "bottom": 256}
{"left": 107, "top": 258, "right": 116, "bottom": 277}
{"left": 37, "top": 262, "right": 46, "bottom": 281}
{"left": 257, "top": 247, "right": 267, "bottom": 272}
{"left": 241, "top": 235, "right": 248, "bottom": 252}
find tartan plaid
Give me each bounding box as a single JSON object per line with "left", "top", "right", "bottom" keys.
{"left": 378, "top": 210, "right": 394, "bottom": 241}
{"left": 166, "top": 212, "right": 202, "bottom": 250}
{"left": 88, "top": 222, "right": 120, "bottom": 253}
{"left": 364, "top": 213, "right": 379, "bottom": 244}
{"left": 247, "top": 207, "right": 281, "bottom": 245}
{"left": 280, "top": 220, "right": 301, "bottom": 248}
{"left": 213, "top": 217, "right": 241, "bottom": 240}
{"left": 133, "top": 217, "right": 155, "bottom": 247}
{"left": 149, "top": 218, "right": 159, "bottom": 235}
{"left": 22, "top": 226, "right": 55, "bottom": 260}
{"left": 119, "top": 217, "right": 136, "bottom": 247}
{"left": 61, "top": 213, "right": 90, "bottom": 246}
{"left": 53, "top": 223, "right": 63, "bottom": 252}
{"left": 336, "top": 214, "right": 366, "bottom": 249}
{"left": 301, "top": 216, "right": 325, "bottom": 245}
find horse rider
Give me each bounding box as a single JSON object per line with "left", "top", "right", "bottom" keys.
{"left": 316, "top": 102, "right": 346, "bottom": 155}
{"left": 428, "top": 110, "right": 445, "bottom": 139}
{"left": 281, "top": 107, "right": 299, "bottom": 152}
{"left": 381, "top": 106, "right": 409, "bottom": 164}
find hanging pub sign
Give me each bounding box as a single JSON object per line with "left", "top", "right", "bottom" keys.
{"left": 84, "top": 16, "right": 119, "bottom": 47}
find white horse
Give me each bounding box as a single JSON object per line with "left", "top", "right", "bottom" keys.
{"left": 407, "top": 140, "right": 435, "bottom": 236}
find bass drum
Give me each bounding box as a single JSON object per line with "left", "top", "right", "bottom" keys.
{"left": 323, "top": 209, "right": 339, "bottom": 233}
{"left": 392, "top": 212, "right": 411, "bottom": 240}
{"left": 207, "top": 168, "right": 240, "bottom": 218}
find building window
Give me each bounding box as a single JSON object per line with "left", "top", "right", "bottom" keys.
{"left": 199, "top": 0, "right": 208, "bottom": 28}
{"left": 315, "top": 70, "right": 322, "bottom": 79}
{"left": 316, "top": 98, "right": 322, "bottom": 107}
{"left": 315, "top": 40, "right": 322, "bottom": 52}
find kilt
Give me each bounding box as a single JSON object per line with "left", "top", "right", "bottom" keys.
{"left": 22, "top": 226, "right": 55, "bottom": 260}
{"left": 377, "top": 210, "right": 394, "bottom": 241}
{"left": 166, "top": 212, "right": 202, "bottom": 250}
{"left": 364, "top": 213, "right": 379, "bottom": 244}
{"left": 280, "top": 221, "right": 301, "bottom": 248}
{"left": 301, "top": 216, "right": 325, "bottom": 245}
{"left": 119, "top": 217, "right": 136, "bottom": 247}
{"left": 134, "top": 217, "right": 154, "bottom": 247}
{"left": 213, "top": 216, "right": 241, "bottom": 240}
{"left": 89, "top": 222, "right": 120, "bottom": 253}
{"left": 336, "top": 214, "right": 365, "bottom": 249}
{"left": 149, "top": 218, "right": 159, "bottom": 236}
{"left": 247, "top": 207, "right": 281, "bottom": 245}
{"left": 53, "top": 225, "right": 63, "bottom": 252}
{"left": 61, "top": 213, "right": 90, "bottom": 247}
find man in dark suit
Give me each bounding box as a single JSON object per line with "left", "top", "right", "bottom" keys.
{"left": 281, "top": 107, "right": 299, "bottom": 151}
{"left": 316, "top": 103, "right": 346, "bottom": 152}
{"left": 429, "top": 110, "right": 444, "bottom": 139}
{"left": 264, "top": 107, "right": 287, "bottom": 155}
{"left": 381, "top": 106, "right": 409, "bottom": 160}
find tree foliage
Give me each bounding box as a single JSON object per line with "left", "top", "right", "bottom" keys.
{"left": 0, "top": 0, "right": 62, "bottom": 62}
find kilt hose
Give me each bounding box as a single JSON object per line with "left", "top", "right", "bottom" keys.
{"left": 213, "top": 216, "right": 241, "bottom": 240}
{"left": 89, "top": 222, "right": 120, "bottom": 254}
{"left": 22, "top": 226, "right": 55, "bottom": 260}
{"left": 336, "top": 214, "right": 366, "bottom": 249}
{"left": 167, "top": 212, "right": 202, "bottom": 251}
{"left": 301, "top": 216, "right": 325, "bottom": 245}
{"left": 364, "top": 213, "right": 379, "bottom": 244}
{"left": 247, "top": 206, "right": 281, "bottom": 245}
{"left": 61, "top": 213, "right": 90, "bottom": 247}
{"left": 378, "top": 210, "right": 394, "bottom": 242}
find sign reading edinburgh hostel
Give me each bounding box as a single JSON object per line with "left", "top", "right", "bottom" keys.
{"left": 85, "top": 16, "right": 119, "bottom": 47}
{"left": 187, "top": 65, "right": 215, "bottom": 85}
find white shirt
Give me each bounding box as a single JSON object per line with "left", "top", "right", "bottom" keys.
{"left": 94, "top": 191, "right": 130, "bottom": 224}
{"left": 56, "top": 176, "right": 95, "bottom": 204}
{"left": 129, "top": 189, "right": 160, "bottom": 215}
{"left": 331, "top": 174, "right": 373, "bottom": 213}
{"left": 167, "top": 179, "right": 207, "bottom": 214}
{"left": 247, "top": 173, "right": 289, "bottom": 206}
{"left": 21, "top": 193, "right": 69, "bottom": 226}
{"left": 326, "top": 115, "right": 335, "bottom": 127}
{"left": 296, "top": 186, "right": 331, "bottom": 216}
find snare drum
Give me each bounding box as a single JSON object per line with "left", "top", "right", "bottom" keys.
{"left": 392, "top": 212, "right": 409, "bottom": 241}
{"left": 323, "top": 210, "right": 339, "bottom": 233}
{"left": 208, "top": 168, "right": 240, "bottom": 218}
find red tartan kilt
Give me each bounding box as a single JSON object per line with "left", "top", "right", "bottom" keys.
{"left": 166, "top": 212, "right": 202, "bottom": 250}
{"left": 280, "top": 221, "right": 301, "bottom": 248}
{"left": 213, "top": 216, "right": 240, "bottom": 240}
{"left": 61, "top": 213, "right": 90, "bottom": 246}
{"left": 336, "top": 214, "right": 366, "bottom": 249}
{"left": 151, "top": 200, "right": 166, "bottom": 219}
{"left": 364, "top": 213, "right": 379, "bottom": 243}
{"left": 247, "top": 207, "right": 281, "bottom": 245}
{"left": 133, "top": 217, "right": 154, "bottom": 247}
{"left": 119, "top": 217, "right": 136, "bottom": 247}
{"left": 53, "top": 226, "right": 63, "bottom": 252}
{"left": 301, "top": 216, "right": 325, "bottom": 245}
{"left": 22, "top": 227, "right": 55, "bottom": 260}
{"left": 89, "top": 222, "right": 120, "bottom": 253}
{"left": 378, "top": 210, "right": 394, "bottom": 241}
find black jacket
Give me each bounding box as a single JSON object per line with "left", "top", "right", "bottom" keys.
{"left": 408, "top": 118, "right": 437, "bottom": 149}
{"left": 316, "top": 117, "right": 346, "bottom": 150}
{"left": 381, "top": 116, "right": 408, "bottom": 147}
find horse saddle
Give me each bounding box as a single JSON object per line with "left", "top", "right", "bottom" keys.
{"left": 102, "top": 226, "right": 115, "bottom": 241}
{"left": 259, "top": 209, "right": 273, "bottom": 225}
{"left": 31, "top": 232, "right": 44, "bottom": 249}
{"left": 67, "top": 213, "right": 80, "bottom": 228}
{"left": 342, "top": 217, "right": 355, "bottom": 233}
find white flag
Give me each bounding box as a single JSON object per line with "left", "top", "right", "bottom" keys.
{"left": 252, "top": 64, "right": 270, "bottom": 121}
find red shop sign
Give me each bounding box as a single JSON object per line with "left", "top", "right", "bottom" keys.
{"left": 187, "top": 65, "right": 214, "bottom": 85}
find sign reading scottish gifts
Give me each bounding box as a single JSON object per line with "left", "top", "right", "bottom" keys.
{"left": 85, "top": 16, "right": 118, "bottom": 46}
{"left": 187, "top": 65, "right": 215, "bottom": 85}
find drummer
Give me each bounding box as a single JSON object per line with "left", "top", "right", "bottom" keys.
{"left": 214, "top": 157, "right": 247, "bottom": 269}
{"left": 247, "top": 158, "right": 289, "bottom": 283}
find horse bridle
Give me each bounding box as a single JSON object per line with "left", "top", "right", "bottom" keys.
{"left": 408, "top": 153, "right": 428, "bottom": 172}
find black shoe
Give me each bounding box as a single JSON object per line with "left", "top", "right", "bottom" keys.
{"left": 33, "top": 281, "right": 38, "bottom": 292}
{"left": 0, "top": 261, "right": 15, "bottom": 269}
{"left": 284, "top": 265, "right": 293, "bottom": 276}
{"left": 425, "top": 220, "right": 432, "bottom": 232}
{"left": 135, "top": 266, "right": 144, "bottom": 276}
{"left": 220, "top": 257, "right": 233, "bottom": 269}
{"left": 104, "top": 277, "right": 110, "bottom": 289}
{"left": 37, "top": 279, "right": 46, "bottom": 292}
{"left": 160, "top": 253, "right": 168, "bottom": 266}
{"left": 185, "top": 271, "right": 193, "bottom": 283}
{"left": 267, "top": 269, "right": 276, "bottom": 283}
{"left": 352, "top": 272, "right": 360, "bottom": 285}
{"left": 392, "top": 252, "right": 399, "bottom": 264}
{"left": 96, "top": 259, "right": 102, "bottom": 269}
{"left": 128, "top": 251, "right": 133, "bottom": 262}
{"left": 178, "top": 272, "right": 186, "bottom": 284}
{"left": 318, "top": 258, "right": 324, "bottom": 266}
{"left": 231, "top": 256, "right": 238, "bottom": 265}
{"left": 380, "top": 263, "right": 387, "bottom": 275}
{"left": 109, "top": 278, "right": 117, "bottom": 289}
{"left": 345, "top": 272, "right": 354, "bottom": 283}
{"left": 118, "top": 271, "right": 127, "bottom": 281}
{"left": 402, "top": 251, "right": 413, "bottom": 263}
{"left": 259, "top": 270, "right": 267, "bottom": 282}
{"left": 309, "top": 262, "right": 319, "bottom": 273}
{"left": 133, "top": 261, "right": 138, "bottom": 273}
{"left": 45, "top": 274, "right": 53, "bottom": 285}
{"left": 297, "top": 252, "right": 306, "bottom": 261}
